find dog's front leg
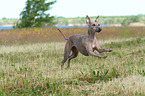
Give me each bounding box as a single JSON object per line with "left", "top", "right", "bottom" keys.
{"left": 88, "top": 51, "right": 107, "bottom": 58}
{"left": 86, "top": 45, "right": 107, "bottom": 58}
{"left": 97, "top": 48, "right": 112, "bottom": 53}
{"left": 95, "top": 40, "right": 112, "bottom": 53}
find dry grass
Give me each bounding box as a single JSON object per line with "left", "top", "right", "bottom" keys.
{"left": 0, "top": 27, "right": 145, "bottom": 44}
{"left": 0, "top": 27, "right": 145, "bottom": 95}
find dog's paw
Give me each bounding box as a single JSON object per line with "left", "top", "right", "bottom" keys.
{"left": 109, "top": 49, "right": 112, "bottom": 52}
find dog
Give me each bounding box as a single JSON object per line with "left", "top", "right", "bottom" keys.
{"left": 58, "top": 15, "right": 112, "bottom": 69}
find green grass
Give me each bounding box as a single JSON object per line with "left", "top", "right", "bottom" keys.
{"left": 0, "top": 37, "right": 145, "bottom": 95}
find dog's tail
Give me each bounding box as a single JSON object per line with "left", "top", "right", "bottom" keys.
{"left": 57, "top": 28, "right": 68, "bottom": 40}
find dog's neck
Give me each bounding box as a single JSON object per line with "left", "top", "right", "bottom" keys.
{"left": 86, "top": 28, "right": 96, "bottom": 39}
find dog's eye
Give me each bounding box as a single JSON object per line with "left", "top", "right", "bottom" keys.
{"left": 92, "top": 24, "right": 96, "bottom": 26}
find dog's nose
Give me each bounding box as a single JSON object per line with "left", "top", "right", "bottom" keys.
{"left": 99, "top": 28, "right": 102, "bottom": 31}
{"left": 98, "top": 28, "right": 102, "bottom": 32}
{"left": 100, "top": 28, "right": 102, "bottom": 31}
{"left": 95, "top": 27, "right": 102, "bottom": 32}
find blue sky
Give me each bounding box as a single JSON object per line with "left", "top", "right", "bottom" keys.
{"left": 0, "top": 0, "right": 145, "bottom": 19}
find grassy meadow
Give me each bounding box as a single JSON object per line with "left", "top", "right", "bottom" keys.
{"left": 0, "top": 27, "right": 145, "bottom": 95}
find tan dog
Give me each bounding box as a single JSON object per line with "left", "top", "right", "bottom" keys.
{"left": 58, "top": 15, "right": 112, "bottom": 69}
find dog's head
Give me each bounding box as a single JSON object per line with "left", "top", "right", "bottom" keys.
{"left": 86, "top": 15, "right": 102, "bottom": 32}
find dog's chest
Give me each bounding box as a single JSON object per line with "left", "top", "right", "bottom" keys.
{"left": 92, "top": 40, "right": 96, "bottom": 48}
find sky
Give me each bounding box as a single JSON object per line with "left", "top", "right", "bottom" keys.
{"left": 0, "top": 0, "right": 145, "bottom": 19}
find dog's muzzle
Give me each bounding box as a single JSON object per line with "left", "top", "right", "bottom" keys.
{"left": 95, "top": 27, "right": 102, "bottom": 32}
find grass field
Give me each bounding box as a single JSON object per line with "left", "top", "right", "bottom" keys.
{"left": 0, "top": 27, "right": 145, "bottom": 95}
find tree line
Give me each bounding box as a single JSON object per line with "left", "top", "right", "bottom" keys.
{"left": 56, "top": 15, "right": 145, "bottom": 27}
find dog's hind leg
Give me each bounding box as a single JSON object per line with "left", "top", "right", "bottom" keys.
{"left": 61, "top": 41, "right": 72, "bottom": 69}
{"left": 67, "top": 47, "right": 79, "bottom": 68}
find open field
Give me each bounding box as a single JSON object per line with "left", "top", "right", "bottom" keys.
{"left": 0, "top": 27, "right": 145, "bottom": 44}
{"left": 0, "top": 27, "right": 145, "bottom": 95}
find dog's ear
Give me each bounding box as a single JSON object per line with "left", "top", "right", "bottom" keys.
{"left": 86, "top": 15, "right": 91, "bottom": 26}
{"left": 95, "top": 15, "right": 99, "bottom": 25}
